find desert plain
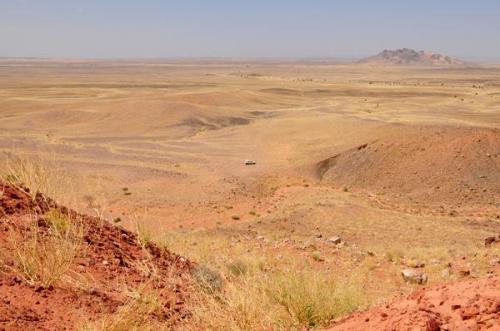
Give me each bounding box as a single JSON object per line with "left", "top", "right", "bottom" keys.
{"left": 0, "top": 58, "right": 499, "bottom": 329}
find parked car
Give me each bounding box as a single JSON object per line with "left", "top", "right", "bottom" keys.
{"left": 244, "top": 159, "right": 256, "bottom": 165}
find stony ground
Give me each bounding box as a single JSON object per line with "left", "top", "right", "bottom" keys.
{"left": 327, "top": 271, "right": 500, "bottom": 330}
{"left": 0, "top": 60, "right": 499, "bottom": 330}
{"left": 0, "top": 181, "right": 194, "bottom": 330}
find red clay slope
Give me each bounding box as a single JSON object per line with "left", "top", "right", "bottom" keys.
{"left": 0, "top": 181, "right": 194, "bottom": 330}
{"left": 327, "top": 272, "right": 500, "bottom": 331}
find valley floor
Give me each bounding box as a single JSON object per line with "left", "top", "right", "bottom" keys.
{"left": 0, "top": 59, "right": 499, "bottom": 329}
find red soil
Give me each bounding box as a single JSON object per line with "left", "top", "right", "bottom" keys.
{"left": 0, "top": 181, "right": 194, "bottom": 330}
{"left": 327, "top": 272, "right": 500, "bottom": 331}
{"left": 318, "top": 126, "right": 500, "bottom": 217}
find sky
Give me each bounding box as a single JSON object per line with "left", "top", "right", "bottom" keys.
{"left": 1, "top": 0, "right": 500, "bottom": 59}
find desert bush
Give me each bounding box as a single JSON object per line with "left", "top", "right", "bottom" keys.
{"left": 192, "top": 265, "right": 225, "bottom": 293}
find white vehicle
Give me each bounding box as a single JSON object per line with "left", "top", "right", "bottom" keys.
{"left": 244, "top": 159, "right": 256, "bottom": 165}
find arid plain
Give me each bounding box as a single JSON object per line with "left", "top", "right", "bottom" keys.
{"left": 0, "top": 59, "right": 499, "bottom": 329}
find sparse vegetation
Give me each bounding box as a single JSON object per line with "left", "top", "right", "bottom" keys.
{"left": 192, "top": 265, "right": 225, "bottom": 293}
{"left": 83, "top": 193, "right": 109, "bottom": 219}
{"left": 311, "top": 250, "right": 324, "bottom": 262}
{"left": 3, "top": 212, "right": 84, "bottom": 288}
{"left": 227, "top": 260, "right": 248, "bottom": 276}
{"left": 136, "top": 221, "right": 154, "bottom": 246}
{"left": 185, "top": 267, "right": 362, "bottom": 330}
{"left": 80, "top": 288, "right": 166, "bottom": 331}
{"left": 266, "top": 271, "right": 361, "bottom": 328}
{"left": 0, "top": 153, "right": 64, "bottom": 201}
{"left": 155, "top": 229, "right": 369, "bottom": 330}
{"left": 45, "top": 209, "right": 73, "bottom": 237}
{"left": 1, "top": 57, "right": 499, "bottom": 330}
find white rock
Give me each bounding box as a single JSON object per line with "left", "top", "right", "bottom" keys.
{"left": 441, "top": 268, "right": 451, "bottom": 278}
{"left": 401, "top": 268, "right": 428, "bottom": 284}
{"left": 326, "top": 236, "right": 342, "bottom": 245}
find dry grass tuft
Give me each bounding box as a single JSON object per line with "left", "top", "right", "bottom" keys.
{"left": 265, "top": 271, "right": 361, "bottom": 328}
{"left": 136, "top": 222, "right": 153, "bottom": 246}
{"left": 226, "top": 260, "right": 249, "bottom": 276}
{"left": 184, "top": 268, "right": 362, "bottom": 330}
{"left": 79, "top": 287, "right": 169, "bottom": 331}
{"left": 45, "top": 209, "right": 73, "bottom": 237}
{"left": 185, "top": 275, "right": 282, "bottom": 330}
{"left": 3, "top": 211, "right": 84, "bottom": 288}
{"left": 0, "top": 153, "right": 65, "bottom": 201}
{"left": 160, "top": 230, "right": 364, "bottom": 330}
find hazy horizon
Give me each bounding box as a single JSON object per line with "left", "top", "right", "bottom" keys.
{"left": 1, "top": 0, "right": 500, "bottom": 60}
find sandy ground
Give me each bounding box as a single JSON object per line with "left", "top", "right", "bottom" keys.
{"left": 0, "top": 59, "right": 499, "bottom": 329}
{"left": 0, "top": 60, "right": 498, "bottom": 225}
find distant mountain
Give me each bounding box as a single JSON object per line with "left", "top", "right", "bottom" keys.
{"left": 359, "top": 48, "right": 466, "bottom": 66}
